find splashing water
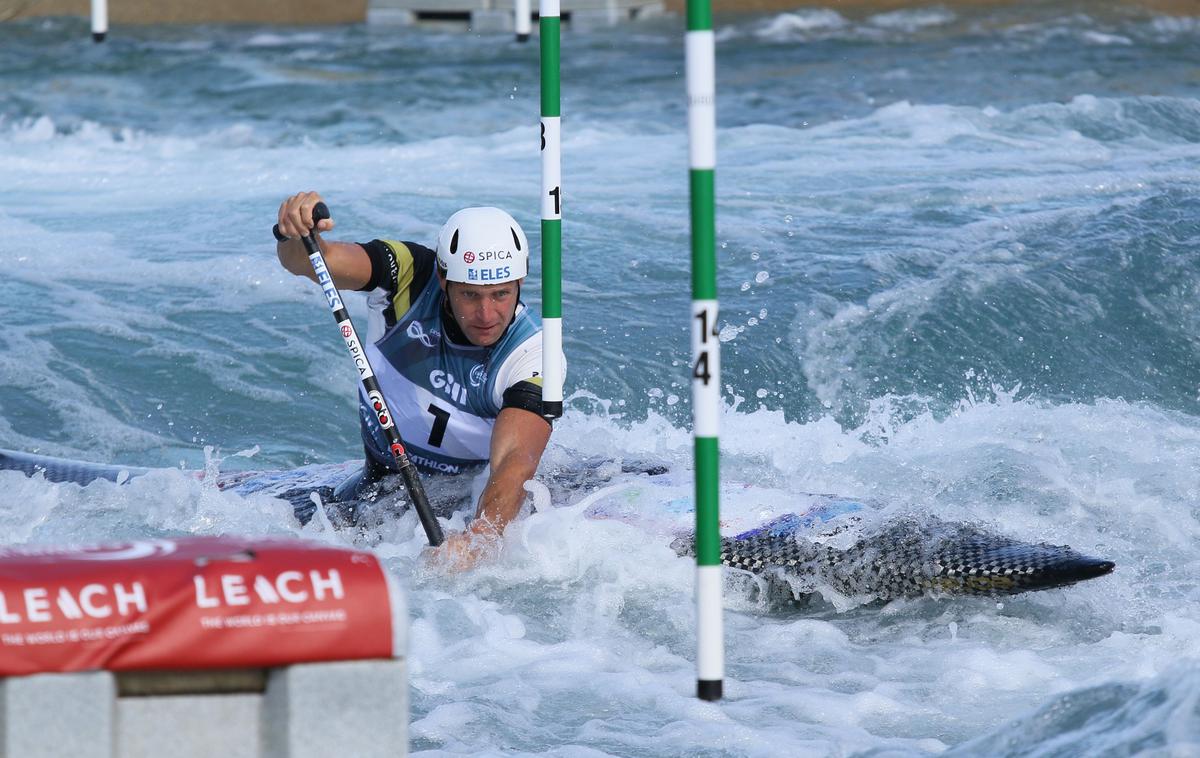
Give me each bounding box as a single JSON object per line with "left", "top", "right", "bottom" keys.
{"left": 2, "top": 3, "right": 1200, "bottom": 755}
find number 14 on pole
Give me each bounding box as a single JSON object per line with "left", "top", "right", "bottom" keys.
{"left": 687, "top": 0, "right": 723, "bottom": 703}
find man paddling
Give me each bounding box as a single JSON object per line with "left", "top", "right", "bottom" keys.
{"left": 274, "top": 192, "right": 556, "bottom": 569}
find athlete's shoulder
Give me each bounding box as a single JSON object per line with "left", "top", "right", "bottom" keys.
{"left": 491, "top": 330, "right": 542, "bottom": 385}
{"left": 359, "top": 240, "right": 437, "bottom": 293}
{"left": 359, "top": 240, "right": 439, "bottom": 327}
{"left": 400, "top": 241, "right": 437, "bottom": 268}
{"left": 507, "top": 302, "right": 542, "bottom": 339}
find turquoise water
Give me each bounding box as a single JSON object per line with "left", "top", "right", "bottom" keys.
{"left": 3, "top": 3, "right": 1200, "bottom": 755}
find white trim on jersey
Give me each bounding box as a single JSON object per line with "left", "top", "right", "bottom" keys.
{"left": 491, "top": 332, "right": 548, "bottom": 408}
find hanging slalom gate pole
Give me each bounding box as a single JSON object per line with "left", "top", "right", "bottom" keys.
{"left": 515, "top": 0, "right": 532, "bottom": 42}
{"left": 686, "top": 0, "right": 723, "bottom": 702}
{"left": 298, "top": 203, "right": 445, "bottom": 548}
{"left": 91, "top": 0, "right": 107, "bottom": 42}
{"left": 540, "top": 0, "right": 564, "bottom": 420}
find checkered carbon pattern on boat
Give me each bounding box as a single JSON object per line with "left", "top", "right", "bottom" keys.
{"left": 679, "top": 517, "right": 1113, "bottom": 600}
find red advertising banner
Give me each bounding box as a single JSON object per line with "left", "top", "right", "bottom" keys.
{"left": 0, "top": 536, "right": 396, "bottom": 676}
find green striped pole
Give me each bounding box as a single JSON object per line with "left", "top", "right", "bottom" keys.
{"left": 687, "top": 0, "right": 722, "bottom": 702}
{"left": 540, "top": 0, "right": 564, "bottom": 419}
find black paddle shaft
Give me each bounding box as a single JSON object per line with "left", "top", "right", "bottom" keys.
{"left": 299, "top": 202, "right": 444, "bottom": 547}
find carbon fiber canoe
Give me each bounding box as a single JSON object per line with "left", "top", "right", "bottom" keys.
{"left": 0, "top": 448, "right": 1114, "bottom": 601}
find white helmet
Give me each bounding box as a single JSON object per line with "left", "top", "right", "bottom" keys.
{"left": 436, "top": 207, "right": 529, "bottom": 285}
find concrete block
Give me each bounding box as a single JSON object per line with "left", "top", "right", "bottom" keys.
{"left": 0, "top": 671, "right": 115, "bottom": 758}
{"left": 117, "top": 693, "right": 261, "bottom": 758}
{"left": 367, "top": 8, "right": 417, "bottom": 24}
{"left": 10, "top": 0, "right": 368, "bottom": 24}
{"left": 263, "top": 660, "right": 407, "bottom": 758}
{"left": 570, "top": 7, "right": 621, "bottom": 29}
{"left": 366, "top": 0, "right": 665, "bottom": 28}
{"left": 471, "top": 9, "right": 514, "bottom": 33}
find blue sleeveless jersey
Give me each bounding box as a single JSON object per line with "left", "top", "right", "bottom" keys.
{"left": 357, "top": 242, "right": 544, "bottom": 475}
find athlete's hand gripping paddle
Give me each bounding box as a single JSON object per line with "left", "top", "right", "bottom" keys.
{"left": 300, "top": 202, "right": 445, "bottom": 547}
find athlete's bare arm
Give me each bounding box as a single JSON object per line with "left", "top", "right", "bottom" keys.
{"left": 437, "top": 407, "right": 551, "bottom": 570}
{"left": 275, "top": 191, "right": 373, "bottom": 290}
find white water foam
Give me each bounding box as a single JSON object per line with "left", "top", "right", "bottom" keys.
{"left": 3, "top": 394, "right": 1190, "bottom": 754}
{"left": 3, "top": 11, "right": 1198, "bottom": 754}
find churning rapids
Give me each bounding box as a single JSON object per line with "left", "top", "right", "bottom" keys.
{"left": 2, "top": 2, "right": 1200, "bottom": 755}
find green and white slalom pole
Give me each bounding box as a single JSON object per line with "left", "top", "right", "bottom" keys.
{"left": 540, "top": 0, "right": 564, "bottom": 420}
{"left": 687, "top": 0, "right": 722, "bottom": 703}
{"left": 91, "top": 0, "right": 107, "bottom": 42}
{"left": 515, "top": 0, "right": 532, "bottom": 42}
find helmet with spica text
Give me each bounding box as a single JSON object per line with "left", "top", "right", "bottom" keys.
{"left": 436, "top": 207, "right": 529, "bottom": 285}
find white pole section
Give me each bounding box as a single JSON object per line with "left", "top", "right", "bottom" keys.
{"left": 91, "top": 0, "right": 108, "bottom": 42}
{"left": 516, "top": 0, "right": 532, "bottom": 42}
{"left": 539, "top": 0, "right": 564, "bottom": 420}
{"left": 686, "top": 0, "right": 722, "bottom": 703}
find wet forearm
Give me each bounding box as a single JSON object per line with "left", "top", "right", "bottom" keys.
{"left": 276, "top": 236, "right": 372, "bottom": 290}
{"left": 472, "top": 462, "right": 536, "bottom": 534}
{"left": 277, "top": 238, "right": 318, "bottom": 282}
